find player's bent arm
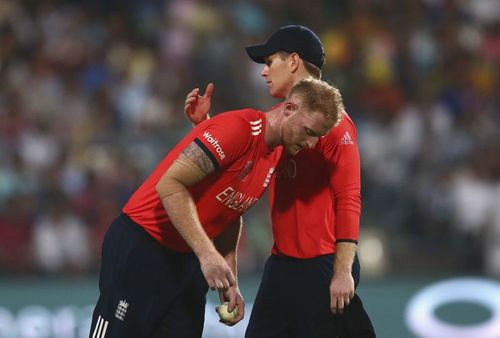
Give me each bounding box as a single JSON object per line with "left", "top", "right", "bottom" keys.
{"left": 156, "top": 150, "right": 216, "bottom": 258}
{"left": 156, "top": 143, "right": 236, "bottom": 289}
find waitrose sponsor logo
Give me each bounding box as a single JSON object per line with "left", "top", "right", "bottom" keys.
{"left": 202, "top": 131, "right": 226, "bottom": 160}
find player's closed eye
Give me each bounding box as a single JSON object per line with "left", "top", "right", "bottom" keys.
{"left": 305, "top": 128, "right": 317, "bottom": 137}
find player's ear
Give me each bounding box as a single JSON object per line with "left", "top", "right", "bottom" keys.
{"left": 289, "top": 53, "right": 300, "bottom": 72}
{"left": 283, "top": 101, "right": 296, "bottom": 116}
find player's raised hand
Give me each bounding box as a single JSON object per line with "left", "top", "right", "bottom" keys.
{"left": 184, "top": 83, "right": 214, "bottom": 125}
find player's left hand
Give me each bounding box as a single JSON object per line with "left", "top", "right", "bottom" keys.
{"left": 184, "top": 83, "right": 213, "bottom": 125}
{"left": 330, "top": 271, "right": 355, "bottom": 314}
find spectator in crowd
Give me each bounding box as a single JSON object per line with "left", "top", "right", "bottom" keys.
{"left": 0, "top": 195, "right": 34, "bottom": 274}
{"left": 32, "top": 190, "right": 92, "bottom": 275}
{"left": 0, "top": 0, "right": 498, "bottom": 277}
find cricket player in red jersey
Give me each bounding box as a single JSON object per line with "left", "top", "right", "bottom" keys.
{"left": 88, "top": 78, "right": 344, "bottom": 338}
{"left": 185, "top": 25, "right": 375, "bottom": 337}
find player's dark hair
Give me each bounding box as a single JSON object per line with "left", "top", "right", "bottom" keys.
{"left": 277, "top": 51, "right": 322, "bottom": 79}
{"left": 303, "top": 60, "right": 322, "bottom": 79}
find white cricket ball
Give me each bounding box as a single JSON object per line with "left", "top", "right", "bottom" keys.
{"left": 218, "top": 302, "right": 238, "bottom": 321}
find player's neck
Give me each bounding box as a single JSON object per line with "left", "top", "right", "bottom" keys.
{"left": 279, "top": 75, "right": 309, "bottom": 98}
{"left": 293, "top": 73, "right": 314, "bottom": 86}
{"left": 264, "top": 105, "right": 286, "bottom": 150}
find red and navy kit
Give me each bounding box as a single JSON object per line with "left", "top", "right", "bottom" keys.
{"left": 90, "top": 109, "right": 282, "bottom": 338}
{"left": 270, "top": 111, "right": 361, "bottom": 258}
{"left": 123, "top": 109, "right": 282, "bottom": 252}
{"left": 246, "top": 111, "right": 370, "bottom": 338}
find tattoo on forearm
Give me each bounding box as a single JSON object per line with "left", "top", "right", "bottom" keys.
{"left": 181, "top": 142, "right": 215, "bottom": 177}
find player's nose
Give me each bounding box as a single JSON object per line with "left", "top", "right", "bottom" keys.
{"left": 261, "top": 66, "right": 269, "bottom": 77}
{"left": 305, "top": 137, "right": 319, "bottom": 149}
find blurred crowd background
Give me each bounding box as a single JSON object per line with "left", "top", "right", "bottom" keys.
{"left": 0, "top": 0, "right": 499, "bottom": 280}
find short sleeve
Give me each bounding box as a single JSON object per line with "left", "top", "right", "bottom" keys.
{"left": 192, "top": 112, "right": 253, "bottom": 169}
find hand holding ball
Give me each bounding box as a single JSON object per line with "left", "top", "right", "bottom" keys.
{"left": 217, "top": 302, "right": 238, "bottom": 322}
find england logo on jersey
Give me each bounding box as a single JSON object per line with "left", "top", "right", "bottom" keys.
{"left": 115, "top": 300, "right": 129, "bottom": 321}
{"left": 216, "top": 186, "right": 258, "bottom": 212}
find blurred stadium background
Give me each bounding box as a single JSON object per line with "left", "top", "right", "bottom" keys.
{"left": 1, "top": 0, "right": 500, "bottom": 337}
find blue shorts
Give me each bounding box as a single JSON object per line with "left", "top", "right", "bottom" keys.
{"left": 245, "top": 254, "right": 374, "bottom": 338}
{"left": 88, "top": 213, "right": 208, "bottom": 338}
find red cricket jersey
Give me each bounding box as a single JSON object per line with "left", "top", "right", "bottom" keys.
{"left": 270, "top": 111, "right": 361, "bottom": 258}
{"left": 123, "top": 109, "right": 282, "bottom": 252}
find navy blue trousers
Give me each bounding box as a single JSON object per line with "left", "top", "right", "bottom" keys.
{"left": 246, "top": 254, "right": 375, "bottom": 338}
{"left": 89, "top": 214, "right": 208, "bottom": 338}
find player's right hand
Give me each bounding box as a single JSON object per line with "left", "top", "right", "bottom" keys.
{"left": 199, "top": 250, "right": 236, "bottom": 291}
{"left": 218, "top": 285, "right": 245, "bottom": 326}
{"left": 184, "top": 83, "right": 213, "bottom": 125}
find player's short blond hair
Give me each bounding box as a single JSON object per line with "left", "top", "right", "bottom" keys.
{"left": 287, "top": 78, "right": 344, "bottom": 129}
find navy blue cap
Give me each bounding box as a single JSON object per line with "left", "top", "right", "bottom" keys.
{"left": 245, "top": 25, "right": 325, "bottom": 69}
